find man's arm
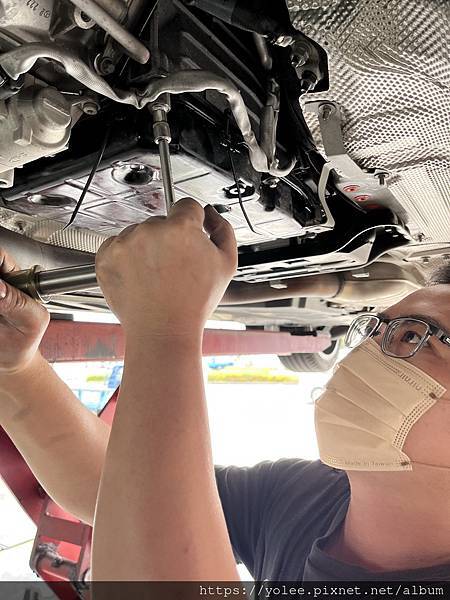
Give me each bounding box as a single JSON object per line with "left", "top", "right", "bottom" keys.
{"left": 0, "top": 354, "right": 109, "bottom": 524}
{"left": 0, "top": 250, "right": 109, "bottom": 524}
{"left": 92, "top": 200, "right": 240, "bottom": 581}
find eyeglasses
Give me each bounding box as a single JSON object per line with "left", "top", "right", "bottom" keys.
{"left": 345, "top": 313, "right": 450, "bottom": 358}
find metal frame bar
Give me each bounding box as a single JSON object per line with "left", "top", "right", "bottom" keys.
{"left": 40, "top": 321, "right": 332, "bottom": 362}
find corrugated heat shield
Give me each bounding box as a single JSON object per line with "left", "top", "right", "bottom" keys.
{"left": 287, "top": 0, "right": 450, "bottom": 242}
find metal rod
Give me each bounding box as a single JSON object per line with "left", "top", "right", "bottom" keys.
{"left": 68, "top": 0, "right": 150, "bottom": 64}
{"left": 38, "top": 264, "right": 98, "bottom": 296}
{"left": 158, "top": 138, "right": 176, "bottom": 212}
{"left": 253, "top": 33, "right": 273, "bottom": 71}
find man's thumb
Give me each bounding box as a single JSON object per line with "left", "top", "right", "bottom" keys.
{"left": 0, "top": 278, "right": 49, "bottom": 334}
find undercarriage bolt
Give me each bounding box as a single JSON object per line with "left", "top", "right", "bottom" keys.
{"left": 375, "top": 171, "right": 389, "bottom": 185}
{"left": 318, "top": 102, "right": 335, "bottom": 119}
{"left": 95, "top": 55, "right": 115, "bottom": 76}
{"left": 82, "top": 101, "right": 99, "bottom": 115}
{"left": 290, "top": 42, "right": 310, "bottom": 68}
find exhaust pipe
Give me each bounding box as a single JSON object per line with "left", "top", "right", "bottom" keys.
{"left": 0, "top": 227, "right": 422, "bottom": 311}
{"left": 222, "top": 274, "right": 341, "bottom": 304}
{"left": 0, "top": 226, "right": 95, "bottom": 271}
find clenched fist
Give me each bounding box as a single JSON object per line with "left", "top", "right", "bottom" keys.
{"left": 95, "top": 199, "right": 238, "bottom": 338}
{"left": 0, "top": 250, "right": 50, "bottom": 375}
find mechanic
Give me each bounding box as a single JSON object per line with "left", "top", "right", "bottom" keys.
{"left": 0, "top": 199, "right": 449, "bottom": 582}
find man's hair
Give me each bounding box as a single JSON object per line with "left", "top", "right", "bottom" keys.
{"left": 428, "top": 261, "right": 450, "bottom": 285}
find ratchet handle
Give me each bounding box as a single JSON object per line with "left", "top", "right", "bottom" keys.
{"left": 2, "top": 265, "right": 45, "bottom": 301}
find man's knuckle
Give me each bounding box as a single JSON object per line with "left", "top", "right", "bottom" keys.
{"left": 132, "top": 224, "right": 152, "bottom": 242}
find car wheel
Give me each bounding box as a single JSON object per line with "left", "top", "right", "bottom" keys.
{"left": 278, "top": 339, "right": 340, "bottom": 372}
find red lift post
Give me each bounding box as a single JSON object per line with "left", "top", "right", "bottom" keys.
{"left": 0, "top": 320, "right": 331, "bottom": 598}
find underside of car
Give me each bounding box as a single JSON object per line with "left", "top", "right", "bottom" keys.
{"left": 0, "top": 0, "right": 448, "bottom": 369}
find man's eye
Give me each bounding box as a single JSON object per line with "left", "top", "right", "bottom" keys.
{"left": 401, "top": 331, "right": 422, "bottom": 344}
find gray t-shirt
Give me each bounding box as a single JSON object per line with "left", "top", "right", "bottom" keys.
{"left": 215, "top": 458, "right": 450, "bottom": 581}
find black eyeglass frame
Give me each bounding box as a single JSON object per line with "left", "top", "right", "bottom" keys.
{"left": 345, "top": 313, "right": 450, "bottom": 358}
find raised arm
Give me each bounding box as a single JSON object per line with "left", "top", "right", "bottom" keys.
{"left": 0, "top": 249, "right": 109, "bottom": 524}
{"left": 92, "top": 199, "right": 240, "bottom": 581}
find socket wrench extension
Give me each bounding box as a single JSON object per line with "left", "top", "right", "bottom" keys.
{"left": 150, "top": 97, "right": 176, "bottom": 212}
{"left": 2, "top": 263, "right": 98, "bottom": 302}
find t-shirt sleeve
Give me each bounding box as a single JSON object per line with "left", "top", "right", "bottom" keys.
{"left": 214, "top": 459, "right": 315, "bottom": 574}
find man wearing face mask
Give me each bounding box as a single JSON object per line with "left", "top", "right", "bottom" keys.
{"left": 212, "top": 271, "right": 450, "bottom": 582}
{"left": 0, "top": 201, "right": 449, "bottom": 582}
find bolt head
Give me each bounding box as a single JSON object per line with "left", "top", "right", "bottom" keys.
{"left": 354, "top": 194, "right": 371, "bottom": 202}
{"left": 95, "top": 55, "right": 115, "bottom": 76}
{"left": 291, "top": 53, "right": 308, "bottom": 68}
{"left": 318, "top": 102, "right": 335, "bottom": 118}
{"left": 82, "top": 101, "right": 99, "bottom": 116}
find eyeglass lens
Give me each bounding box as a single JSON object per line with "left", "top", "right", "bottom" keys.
{"left": 383, "top": 319, "right": 430, "bottom": 358}
{"left": 345, "top": 315, "right": 380, "bottom": 348}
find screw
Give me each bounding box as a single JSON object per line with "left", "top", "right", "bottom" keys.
{"left": 375, "top": 171, "right": 389, "bottom": 185}
{"left": 291, "top": 52, "right": 308, "bottom": 68}
{"left": 354, "top": 194, "right": 371, "bottom": 202}
{"left": 82, "top": 101, "right": 99, "bottom": 115}
{"left": 319, "top": 103, "right": 335, "bottom": 119}
{"left": 95, "top": 55, "right": 115, "bottom": 76}
{"left": 300, "top": 71, "right": 318, "bottom": 92}
{"left": 274, "top": 35, "right": 293, "bottom": 47}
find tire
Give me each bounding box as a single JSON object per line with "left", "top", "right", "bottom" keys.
{"left": 278, "top": 339, "right": 340, "bottom": 373}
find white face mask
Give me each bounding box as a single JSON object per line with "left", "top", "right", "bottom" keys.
{"left": 314, "top": 339, "right": 447, "bottom": 471}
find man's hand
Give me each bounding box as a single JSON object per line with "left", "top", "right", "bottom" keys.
{"left": 92, "top": 199, "right": 240, "bottom": 582}
{"left": 0, "top": 250, "right": 50, "bottom": 375}
{"left": 95, "top": 198, "right": 238, "bottom": 338}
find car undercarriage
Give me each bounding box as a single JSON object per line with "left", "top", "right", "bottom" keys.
{"left": 0, "top": 0, "right": 448, "bottom": 368}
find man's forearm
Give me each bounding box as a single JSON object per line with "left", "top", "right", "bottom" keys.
{"left": 92, "top": 333, "right": 239, "bottom": 581}
{"left": 0, "top": 353, "right": 109, "bottom": 524}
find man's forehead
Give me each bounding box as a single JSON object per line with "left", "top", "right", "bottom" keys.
{"left": 384, "top": 285, "right": 450, "bottom": 328}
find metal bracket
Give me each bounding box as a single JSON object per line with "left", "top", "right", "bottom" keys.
{"left": 304, "top": 100, "right": 408, "bottom": 221}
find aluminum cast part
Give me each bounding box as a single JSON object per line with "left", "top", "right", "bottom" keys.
{"left": 0, "top": 0, "right": 55, "bottom": 43}
{"left": 67, "top": 0, "right": 149, "bottom": 64}
{"left": 287, "top": 0, "right": 450, "bottom": 242}
{"left": 0, "top": 86, "right": 72, "bottom": 188}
